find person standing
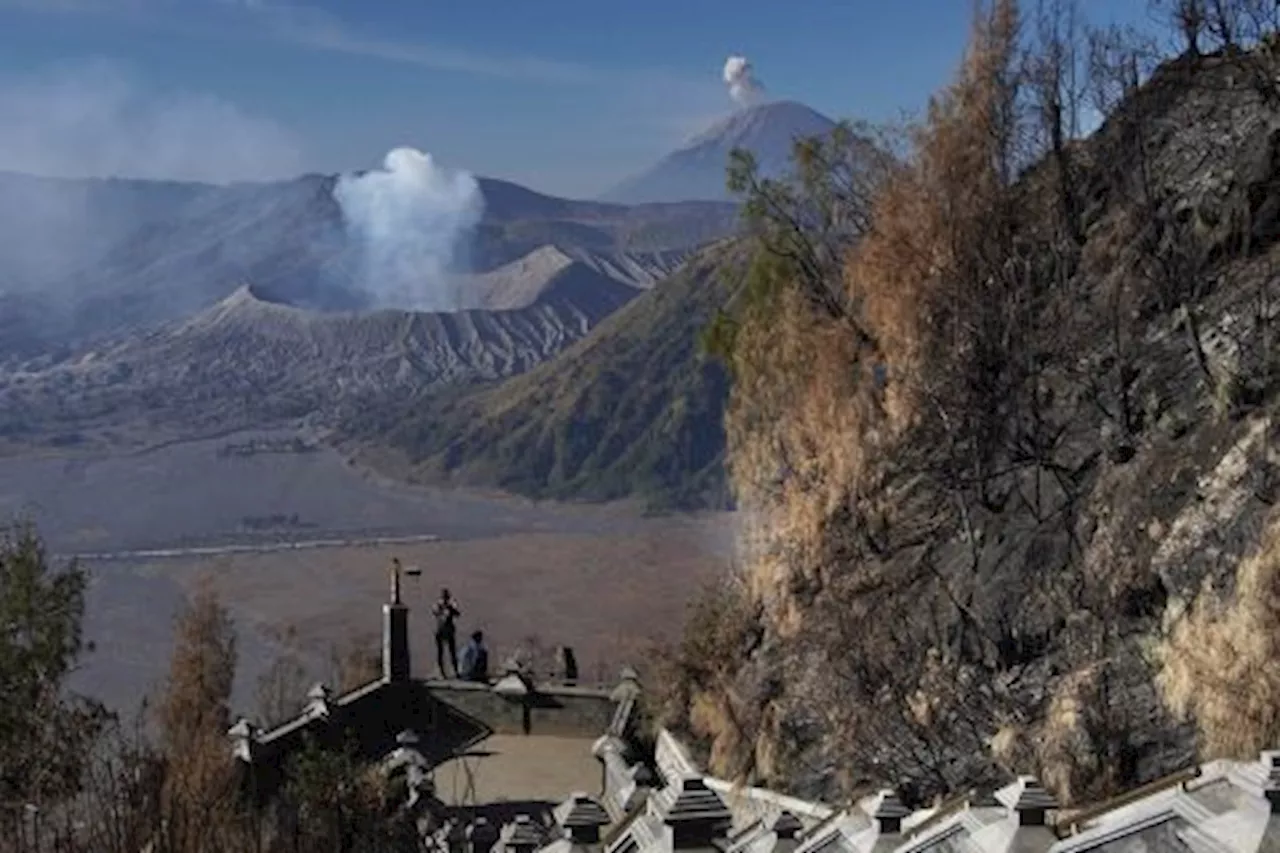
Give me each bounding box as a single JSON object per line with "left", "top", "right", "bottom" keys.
{"left": 459, "top": 630, "right": 490, "bottom": 683}
{"left": 432, "top": 588, "right": 461, "bottom": 678}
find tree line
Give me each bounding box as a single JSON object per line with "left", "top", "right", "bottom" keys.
{"left": 0, "top": 522, "right": 414, "bottom": 853}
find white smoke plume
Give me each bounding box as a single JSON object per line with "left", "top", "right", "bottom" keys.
{"left": 723, "top": 55, "right": 765, "bottom": 108}
{"left": 333, "top": 147, "right": 484, "bottom": 312}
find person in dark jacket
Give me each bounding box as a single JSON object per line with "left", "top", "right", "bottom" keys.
{"left": 432, "top": 588, "right": 461, "bottom": 678}
{"left": 459, "top": 630, "right": 489, "bottom": 683}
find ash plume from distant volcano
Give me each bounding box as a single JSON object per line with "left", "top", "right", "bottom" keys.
{"left": 334, "top": 147, "right": 484, "bottom": 312}
{"left": 723, "top": 55, "right": 765, "bottom": 108}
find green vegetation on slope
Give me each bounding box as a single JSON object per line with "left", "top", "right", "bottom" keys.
{"left": 351, "top": 242, "right": 747, "bottom": 511}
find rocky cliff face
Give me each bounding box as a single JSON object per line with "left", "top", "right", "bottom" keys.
{"left": 670, "top": 48, "right": 1280, "bottom": 808}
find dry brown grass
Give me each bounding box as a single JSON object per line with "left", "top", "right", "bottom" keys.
{"left": 651, "top": 573, "right": 761, "bottom": 780}
{"left": 1036, "top": 665, "right": 1105, "bottom": 804}
{"left": 726, "top": 285, "right": 878, "bottom": 617}
{"left": 987, "top": 660, "right": 1133, "bottom": 806}
{"left": 1157, "top": 509, "right": 1280, "bottom": 759}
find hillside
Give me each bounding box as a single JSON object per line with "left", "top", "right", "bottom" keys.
{"left": 655, "top": 34, "right": 1280, "bottom": 812}
{"left": 458, "top": 245, "right": 692, "bottom": 310}
{"left": 0, "top": 158, "right": 740, "bottom": 455}
{"left": 0, "top": 259, "right": 646, "bottom": 446}
{"left": 344, "top": 243, "right": 747, "bottom": 509}
{"left": 601, "top": 101, "right": 838, "bottom": 204}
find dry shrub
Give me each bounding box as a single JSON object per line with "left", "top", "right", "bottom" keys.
{"left": 652, "top": 573, "right": 760, "bottom": 778}
{"left": 988, "top": 662, "right": 1130, "bottom": 806}
{"left": 726, "top": 263, "right": 885, "bottom": 624}
{"left": 990, "top": 722, "right": 1033, "bottom": 772}
{"left": 1035, "top": 665, "right": 1104, "bottom": 804}
{"left": 1158, "top": 510, "right": 1280, "bottom": 759}
{"left": 154, "top": 575, "right": 242, "bottom": 852}
{"left": 729, "top": 0, "right": 1033, "bottom": 607}
{"left": 688, "top": 690, "right": 746, "bottom": 774}
{"left": 280, "top": 734, "right": 396, "bottom": 851}
{"left": 852, "top": 0, "right": 1030, "bottom": 433}
{"left": 256, "top": 650, "right": 310, "bottom": 727}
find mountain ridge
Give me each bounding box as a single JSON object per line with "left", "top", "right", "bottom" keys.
{"left": 0, "top": 168, "right": 739, "bottom": 359}
{"left": 343, "top": 240, "right": 746, "bottom": 509}
{"left": 600, "top": 100, "right": 839, "bottom": 204}
{"left": 0, "top": 243, "right": 672, "bottom": 449}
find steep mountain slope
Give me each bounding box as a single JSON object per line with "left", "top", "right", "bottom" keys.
{"left": 601, "top": 101, "right": 838, "bottom": 204}
{"left": 345, "top": 242, "right": 747, "bottom": 509}
{"left": 664, "top": 49, "right": 1280, "bottom": 807}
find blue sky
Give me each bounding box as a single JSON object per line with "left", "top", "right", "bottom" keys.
{"left": 0, "top": 0, "right": 1161, "bottom": 198}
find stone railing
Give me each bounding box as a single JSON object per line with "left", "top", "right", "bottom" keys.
{"left": 654, "top": 728, "right": 700, "bottom": 787}
{"left": 703, "top": 777, "right": 835, "bottom": 824}
{"left": 593, "top": 669, "right": 653, "bottom": 822}
{"left": 425, "top": 676, "right": 619, "bottom": 738}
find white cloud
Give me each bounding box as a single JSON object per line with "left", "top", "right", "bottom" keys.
{"left": 0, "top": 60, "right": 303, "bottom": 183}
{"left": 2, "top": 0, "right": 619, "bottom": 86}
{"left": 238, "top": 1, "right": 595, "bottom": 83}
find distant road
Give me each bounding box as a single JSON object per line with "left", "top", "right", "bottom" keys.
{"left": 64, "top": 533, "right": 442, "bottom": 563}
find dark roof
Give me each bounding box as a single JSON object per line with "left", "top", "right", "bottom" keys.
{"left": 557, "top": 793, "right": 612, "bottom": 829}
{"left": 232, "top": 676, "right": 493, "bottom": 802}
{"left": 999, "top": 777, "right": 1058, "bottom": 812}
{"left": 767, "top": 811, "right": 804, "bottom": 839}
{"left": 654, "top": 776, "right": 733, "bottom": 826}
{"left": 868, "top": 790, "right": 910, "bottom": 821}
{"left": 500, "top": 814, "right": 548, "bottom": 849}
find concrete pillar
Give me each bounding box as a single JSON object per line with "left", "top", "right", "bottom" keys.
{"left": 228, "top": 718, "right": 259, "bottom": 763}
{"left": 383, "top": 562, "right": 411, "bottom": 682}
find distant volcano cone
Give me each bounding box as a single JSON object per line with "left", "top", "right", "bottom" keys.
{"left": 600, "top": 100, "right": 838, "bottom": 205}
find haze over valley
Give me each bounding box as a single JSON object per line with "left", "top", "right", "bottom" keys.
{"left": 0, "top": 43, "right": 833, "bottom": 711}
